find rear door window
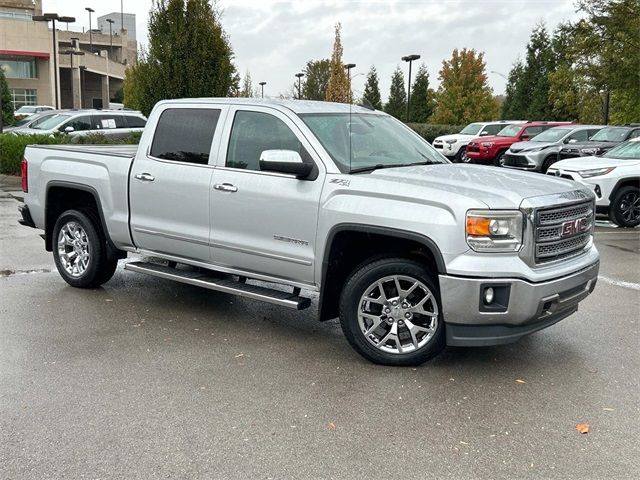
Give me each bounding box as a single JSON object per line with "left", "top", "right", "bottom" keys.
{"left": 150, "top": 108, "right": 221, "bottom": 165}
{"left": 92, "top": 114, "right": 126, "bottom": 130}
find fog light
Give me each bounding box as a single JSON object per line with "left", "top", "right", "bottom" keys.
{"left": 484, "top": 287, "right": 494, "bottom": 304}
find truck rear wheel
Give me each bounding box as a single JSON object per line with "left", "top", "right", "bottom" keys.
{"left": 339, "top": 257, "right": 445, "bottom": 366}
{"left": 52, "top": 209, "right": 118, "bottom": 288}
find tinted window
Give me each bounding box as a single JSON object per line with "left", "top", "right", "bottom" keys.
{"left": 481, "top": 124, "right": 503, "bottom": 136}
{"left": 150, "top": 108, "right": 220, "bottom": 165}
{"left": 566, "top": 130, "right": 589, "bottom": 143}
{"left": 93, "top": 114, "right": 126, "bottom": 129}
{"left": 629, "top": 129, "right": 640, "bottom": 139}
{"left": 125, "top": 115, "right": 146, "bottom": 128}
{"left": 226, "top": 111, "right": 306, "bottom": 171}
{"left": 62, "top": 115, "right": 92, "bottom": 132}
{"left": 523, "top": 126, "right": 545, "bottom": 137}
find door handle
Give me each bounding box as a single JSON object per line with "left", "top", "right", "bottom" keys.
{"left": 135, "top": 173, "right": 155, "bottom": 182}
{"left": 213, "top": 183, "right": 238, "bottom": 193}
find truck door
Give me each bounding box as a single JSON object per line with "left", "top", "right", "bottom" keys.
{"left": 209, "top": 107, "right": 324, "bottom": 284}
{"left": 129, "top": 105, "right": 227, "bottom": 262}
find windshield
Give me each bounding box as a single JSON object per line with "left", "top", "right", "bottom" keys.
{"left": 16, "top": 106, "right": 36, "bottom": 114}
{"left": 300, "top": 113, "right": 447, "bottom": 173}
{"left": 530, "top": 127, "right": 572, "bottom": 142}
{"left": 603, "top": 141, "right": 640, "bottom": 159}
{"left": 591, "top": 127, "right": 630, "bottom": 142}
{"left": 29, "top": 113, "right": 57, "bottom": 127}
{"left": 32, "top": 114, "right": 71, "bottom": 130}
{"left": 497, "top": 125, "right": 521, "bottom": 137}
{"left": 459, "top": 123, "right": 483, "bottom": 135}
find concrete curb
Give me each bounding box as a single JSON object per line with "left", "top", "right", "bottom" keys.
{"left": 0, "top": 175, "right": 21, "bottom": 191}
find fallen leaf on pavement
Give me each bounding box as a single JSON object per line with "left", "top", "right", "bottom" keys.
{"left": 235, "top": 353, "right": 244, "bottom": 358}
{"left": 602, "top": 407, "right": 615, "bottom": 411}
{"left": 328, "top": 422, "right": 336, "bottom": 430}
{"left": 515, "top": 379, "right": 526, "bottom": 384}
{"left": 576, "top": 423, "right": 590, "bottom": 434}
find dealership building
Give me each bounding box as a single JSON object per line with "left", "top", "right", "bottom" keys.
{"left": 0, "top": 0, "right": 137, "bottom": 110}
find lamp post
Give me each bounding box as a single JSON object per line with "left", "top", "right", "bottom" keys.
{"left": 106, "top": 19, "right": 115, "bottom": 60}
{"left": 295, "top": 73, "right": 304, "bottom": 100}
{"left": 33, "top": 13, "right": 76, "bottom": 109}
{"left": 401, "top": 54, "right": 420, "bottom": 121}
{"left": 259, "top": 81, "right": 266, "bottom": 98}
{"left": 121, "top": 0, "right": 125, "bottom": 34}
{"left": 344, "top": 63, "right": 356, "bottom": 103}
{"left": 85, "top": 7, "right": 95, "bottom": 54}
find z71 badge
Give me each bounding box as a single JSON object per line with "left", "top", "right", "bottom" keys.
{"left": 329, "top": 178, "right": 351, "bottom": 187}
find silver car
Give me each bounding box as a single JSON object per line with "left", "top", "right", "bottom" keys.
{"left": 502, "top": 125, "right": 604, "bottom": 173}
{"left": 11, "top": 110, "right": 147, "bottom": 139}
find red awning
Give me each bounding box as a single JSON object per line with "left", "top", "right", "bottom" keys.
{"left": 0, "top": 49, "right": 50, "bottom": 59}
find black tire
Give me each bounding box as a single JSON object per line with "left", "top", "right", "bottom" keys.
{"left": 52, "top": 209, "right": 117, "bottom": 288}
{"left": 493, "top": 150, "right": 506, "bottom": 167}
{"left": 454, "top": 147, "right": 468, "bottom": 163}
{"left": 338, "top": 257, "right": 445, "bottom": 366}
{"left": 609, "top": 186, "right": 640, "bottom": 228}
{"left": 541, "top": 155, "right": 557, "bottom": 173}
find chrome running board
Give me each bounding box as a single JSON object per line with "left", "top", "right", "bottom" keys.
{"left": 124, "top": 261, "right": 311, "bottom": 310}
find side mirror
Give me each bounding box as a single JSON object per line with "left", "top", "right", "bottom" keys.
{"left": 566, "top": 138, "right": 577, "bottom": 144}
{"left": 259, "top": 150, "right": 313, "bottom": 179}
{"left": 479, "top": 131, "right": 489, "bottom": 136}
{"left": 64, "top": 126, "right": 75, "bottom": 133}
{"left": 520, "top": 134, "right": 530, "bottom": 140}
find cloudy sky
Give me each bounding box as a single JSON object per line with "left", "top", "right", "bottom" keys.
{"left": 44, "top": 0, "right": 583, "bottom": 100}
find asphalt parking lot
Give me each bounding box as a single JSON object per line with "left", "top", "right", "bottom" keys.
{"left": 1, "top": 176, "right": 638, "bottom": 479}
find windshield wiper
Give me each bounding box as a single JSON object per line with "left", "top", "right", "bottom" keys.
{"left": 350, "top": 161, "right": 433, "bottom": 174}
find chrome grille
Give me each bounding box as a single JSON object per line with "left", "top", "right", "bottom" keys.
{"left": 534, "top": 200, "right": 594, "bottom": 264}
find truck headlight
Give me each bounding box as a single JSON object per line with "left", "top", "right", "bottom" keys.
{"left": 466, "top": 210, "right": 524, "bottom": 252}
{"left": 579, "top": 167, "right": 615, "bottom": 178}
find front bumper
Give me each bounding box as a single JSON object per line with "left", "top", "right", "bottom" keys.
{"left": 432, "top": 140, "right": 458, "bottom": 157}
{"left": 439, "top": 260, "right": 599, "bottom": 346}
{"left": 502, "top": 151, "right": 546, "bottom": 171}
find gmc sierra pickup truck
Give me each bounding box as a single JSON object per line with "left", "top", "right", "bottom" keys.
{"left": 19, "top": 98, "right": 600, "bottom": 366}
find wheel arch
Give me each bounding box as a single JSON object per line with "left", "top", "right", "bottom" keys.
{"left": 318, "top": 224, "right": 446, "bottom": 321}
{"left": 608, "top": 177, "right": 640, "bottom": 201}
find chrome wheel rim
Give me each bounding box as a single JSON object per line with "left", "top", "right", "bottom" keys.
{"left": 619, "top": 192, "right": 640, "bottom": 222}
{"left": 358, "top": 275, "right": 438, "bottom": 354}
{"left": 57, "top": 222, "right": 90, "bottom": 277}
{"left": 461, "top": 150, "right": 471, "bottom": 163}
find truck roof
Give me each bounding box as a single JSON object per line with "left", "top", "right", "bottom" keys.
{"left": 156, "top": 97, "right": 381, "bottom": 115}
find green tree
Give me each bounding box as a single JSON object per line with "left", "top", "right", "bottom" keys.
{"left": 123, "top": 0, "right": 235, "bottom": 115}
{"left": 325, "top": 23, "right": 350, "bottom": 103}
{"left": 409, "top": 63, "right": 435, "bottom": 122}
{"left": 0, "top": 67, "right": 14, "bottom": 127}
{"left": 501, "top": 59, "right": 527, "bottom": 119}
{"left": 384, "top": 67, "right": 406, "bottom": 119}
{"left": 239, "top": 69, "right": 253, "bottom": 97}
{"left": 302, "top": 59, "right": 330, "bottom": 101}
{"left": 431, "top": 48, "right": 498, "bottom": 124}
{"left": 362, "top": 66, "right": 382, "bottom": 109}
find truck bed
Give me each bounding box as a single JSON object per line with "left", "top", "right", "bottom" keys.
{"left": 28, "top": 144, "right": 138, "bottom": 158}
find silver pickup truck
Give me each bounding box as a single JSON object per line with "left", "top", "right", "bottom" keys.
{"left": 18, "top": 98, "right": 600, "bottom": 366}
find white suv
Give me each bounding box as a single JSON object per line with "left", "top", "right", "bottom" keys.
{"left": 433, "top": 121, "right": 526, "bottom": 162}
{"left": 548, "top": 138, "right": 640, "bottom": 227}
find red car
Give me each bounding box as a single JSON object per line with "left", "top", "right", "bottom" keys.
{"left": 466, "top": 122, "right": 573, "bottom": 166}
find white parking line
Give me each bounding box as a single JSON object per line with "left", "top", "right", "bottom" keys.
{"left": 598, "top": 275, "right": 640, "bottom": 291}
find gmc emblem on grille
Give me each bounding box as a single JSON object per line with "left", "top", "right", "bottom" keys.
{"left": 561, "top": 218, "right": 589, "bottom": 237}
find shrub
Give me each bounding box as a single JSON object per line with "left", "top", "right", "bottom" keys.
{"left": 406, "top": 123, "right": 465, "bottom": 144}
{"left": 0, "top": 133, "right": 141, "bottom": 175}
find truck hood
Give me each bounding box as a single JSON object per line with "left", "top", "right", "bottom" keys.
{"left": 552, "top": 156, "right": 640, "bottom": 171}
{"left": 509, "top": 140, "right": 558, "bottom": 153}
{"left": 365, "top": 164, "right": 578, "bottom": 209}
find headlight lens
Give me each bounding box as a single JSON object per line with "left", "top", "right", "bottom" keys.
{"left": 482, "top": 142, "right": 495, "bottom": 148}
{"left": 579, "top": 167, "right": 615, "bottom": 178}
{"left": 445, "top": 139, "right": 457, "bottom": 144}
{"left": 581, "top": 147, "right": 600, "bottom": 155}
{"left": 466, "top": 210, "right": 524, "bottom": 252}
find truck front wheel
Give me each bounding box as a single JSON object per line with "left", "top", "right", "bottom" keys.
{"left": 52, "top": 209, "right": 118, "bottom": 288}
{"left": 339, "top": 258, "right": 445, "bottom": 366}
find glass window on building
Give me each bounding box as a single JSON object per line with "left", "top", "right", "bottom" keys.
{"left": 10, "top": 89, "right": 38, "bottom": 109}
{"left": 0, "top": 10, "right": 33, "bottom": 21}
{"left": 0, "top": 57, "right": 37, "bottom": 78}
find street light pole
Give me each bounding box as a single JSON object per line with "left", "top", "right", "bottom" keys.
{"left": 401, "top": 54, "right": 420, "bottom": 122}
{"left": 106, "top": 19, "right": 115, "bottom": 60}
{"left": 259, "top": 81, "right": 266, "bottom": 98}
{"left": 344, "top": 63, "right": 356, "bottom": 103}
{"left": 121, "top": 0, "right": 124, "bottom": 34}
{"left": 295, "top": 73, "right": 304, "bottom": 100}
{"left": 85, "top": 7, "right": 95, "bottom": 54}
{"left": 33, "top": 13, "right": 76, "bottom": 109}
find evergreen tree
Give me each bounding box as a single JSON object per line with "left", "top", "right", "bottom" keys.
{"left": 302, "top": 59, "right": 330, "bottom": 101}
{"left": 521, "top": 24, "right": 555, "bottom": 119}
{"left": 431, "top": 48, "right": 498, "bottom": 124}
{"left": 325, "top": 23, "right": 350, "bottom": 103}
{"left": 123, "top": 0, "right": 235, "bottom": 115}
{"left": 0, "top": 67, "right": 14, "bottom": 127}
{"left": 501, "top": 60, "right": 527, "bottom": 119}
{"left": 384, "top": 67, "right": 406, "bottom": 120}
{"left": 239, "top": 69, "right": 253, "bottom": 97}
{"left": 409, "top": 63, "right": 435, "bottom": 122}
{"left": 362, "top": 66, "right": 382, "bottom": 110}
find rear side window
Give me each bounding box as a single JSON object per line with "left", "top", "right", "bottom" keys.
{"left": 93, "top": 114, "right": 126, "bottom": 129}
{"left": 125, "top": 115, "right": 146, "bottom": 128}
{"left": 150, "top": 108, "right": 221, "bottom": 165}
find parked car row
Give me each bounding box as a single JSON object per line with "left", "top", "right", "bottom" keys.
{"left": 3, "top": 109, "right": 147, "bottom": 139}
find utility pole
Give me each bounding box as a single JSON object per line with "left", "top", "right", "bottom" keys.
{"left": 344, "top": 63, "right": 356, "bottom": 103}
{"left": 106, "top": 19, "right": 115, "bottom": 60}
{"left": 85, "top": 7, "right": 95, "bottom": 54}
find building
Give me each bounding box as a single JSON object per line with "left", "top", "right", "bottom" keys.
{"left": 0, "top": 0, "right": 137, "bottom": 110}
{"left": 98, "top": 12, "right": 136, "bottom": 41}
